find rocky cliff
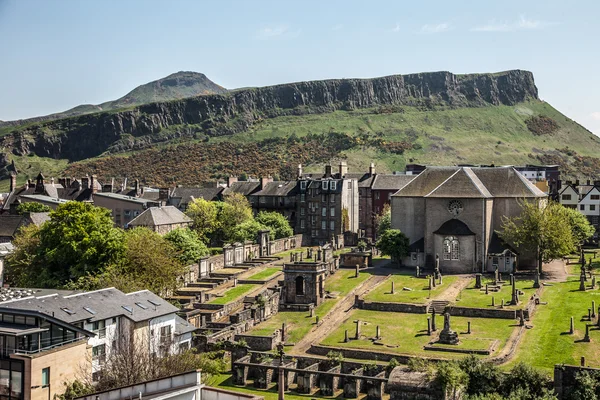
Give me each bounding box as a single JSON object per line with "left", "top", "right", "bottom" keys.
{"left": 1, "top": 70, "right": 538, "bottom": 162}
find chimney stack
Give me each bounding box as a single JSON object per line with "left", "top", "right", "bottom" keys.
{"left": 325, "top": 164, "right": 332, "bottom": 178}
{"left": 27, "top": 179, "right": 34, "bottom": 189}
{"left": 35, "top": 172, "right": 45, "bottom": 194}
{"left": 575, "top": 179, "right": 580, "bottom": 186}
{"left": 159, "top": 187, "right": 170, "bottom": 201}
{"left": 227, "top": 176, "right": 238, "bottom": 187}
{"left": 90, "top": 175, "right": 98, "bottom": 194}
{"left": 134, "top": 179, "right": 140, "bottom": 196}
{"left": 260, "top": 176, "right": 273, "bottom": 189}
{"left": 66, "top": 178, "right": 72, "bottom": 188}
{"left": 297, "top": 164, "right": 303, "bottom": 180}
{"left": 81, "top": 176, "right": 90, "bottom": 190}
{"left": 369, "top": 162, "right": 376, "bottom": 176}
{"left": 9, "top": 173, "right": 16, "bottom": 192}
{"left": 339, "top": 161, "right": 348, "bottom": 178}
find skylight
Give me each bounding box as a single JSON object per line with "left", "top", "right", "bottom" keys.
{"left": 121, "top": 305, "right": 133, "bottom": 314}
{"left": 83, "top": 307, "right": 96, "bottom": 315}
{"left": 135, "top": 302, "right": 148, "bottom": 310}
{"left": 148, "top": 300, "right": 161, "bottom": 307}
{"left": 61, "top": 308, "right": 75, "bottom": 315}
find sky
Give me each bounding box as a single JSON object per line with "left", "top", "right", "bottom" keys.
{"left": 1, "top": 0, "right": 600, "bottom": 134}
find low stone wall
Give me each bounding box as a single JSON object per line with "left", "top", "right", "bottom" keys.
{"left": 340, "top": 252, "right": 372, "bottom": 269}
{"left": 235, "top": 330, "right": 281, "bottom": 351}
{"left": 357, "top": 299, "right": 429, "bottom": 314}
{"left": 269, "top": 234, "right": 304, "bottom": 254}
{"left": 309, "top": 344, "right": 414, "bottom": 363}
{"left": 446, "top": 306, "right": 517, "bottom": 319}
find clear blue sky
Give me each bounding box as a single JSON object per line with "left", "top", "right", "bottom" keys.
{"left": 1, "top": 0, "right": 599, "bottom": 133}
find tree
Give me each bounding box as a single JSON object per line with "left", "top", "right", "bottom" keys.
{"left": 16, "top": 202, "right": 50, "bottom": 214}
{"left": 185, "top": 198, "right": 219, "bottom": 244}
{"left": 376, "top": 229, "right": 409, "bottom": 264}
{"left": 499, "top": 201, "right": 576, "bottom": 274}
{"left": 228, "top": 219, "right": 270, "bottom": 243}
{"left": 564, "top": 207, "right": 595, "bottom": 247}
{"left": 220, "top": 193, "right": 253, "bottom": 241}
{"left": 459, "top": 355, "right": 503, "bottom": 396}
{"left": 435, "top": 361, "right": 469, "bottom": 400}
{"left": 5, "top": 224, "right": 42, "bottom": 287}
{"left": 164, "top": 228, "right": 209, "bottom": 265}
{"left": 501, "top": 362, "right": 552, "bottom": 400}
{"left": 255, "top": 211, "right": 293, "bottom": 239}
{"left": 567, "top": 370, "right": 600, "bottom": 400}
{"left": 376, "top": 204, "right": 391, "bottom": 237}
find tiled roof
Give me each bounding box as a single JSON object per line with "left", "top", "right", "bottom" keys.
{"left": 251, "top": 181, "right": 298, "bottom": 197}
{"left": 393, "top": 167, "right": 458, "bottom": 197}
{"left": 471, "top": 167, "right": 546, "bottom": 197}
{"left": 222, "top": 182, "right": 261, "bottom": 196}
{"left": 128, "top": 206, "right": 192, "bottom": 227}
{"left": 372, "top": 174, "right": 415, "bottom": 191}
{"left": 0, "top": 287, "right": 178, "bottom": 324}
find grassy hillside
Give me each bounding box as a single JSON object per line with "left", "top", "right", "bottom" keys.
{"left": 1, "top": 99, "right": 598, "bottom": 191}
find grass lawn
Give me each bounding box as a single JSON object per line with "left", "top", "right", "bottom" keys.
{"left": 208, "top": 284, "right": 258, "bottom": 305}
{"left": 211, "top": 374, "right": 379, "bottom": 400}
{"left": 453, "top": 278, "right": 537, "bottom": 310}
{"left": 321, "top": 309, "right": 516, "bottom": 359}
{"left": 364, "top": 274, "right": 459, "bottom": 304}
{"left": 247, "top": 268, "right": 282, "bottom": 280}
{"left": 566, "top": 250, "right": 600, "bottom": 276}
{"left": 507, "top": 276, "right": 600, "bottom": 372}
{"left": 247, "top": 269, "right": 372, "bottom": 344}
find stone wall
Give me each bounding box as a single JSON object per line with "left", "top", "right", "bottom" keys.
{"left": 309, "top": 344, "right": 413, "bottom": 363}
{"left": 357, "top": 299, "right": 429, "bottom": 314}
{"left": 446, "top": 306, "right": 517, "bottom": 319}
{"left": 554, "top": 364, "right": 600, "bottom": 399}
{"left": 340, "top": 252, "right": 372, "bottom": 268}
{"left": 234, "top": 330, "right": 282, "bottom": 351}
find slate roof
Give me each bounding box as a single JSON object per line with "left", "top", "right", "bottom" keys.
{"left": 372, "top": 174, "right": 416, "bottom": 191}
{"left": 20, "top": 195, "right": 68, "bottom": 205}
{"left": 171, "top": 187, "right": 223, "bottom": 203}
{"left": 488, "top": 231, "right": 518, "bottom": 254}
{"left": 222, "top": 181, "right": 261, "bottom": 196}
{"left": 251, "top": 181, "right": 298, "bottom": 197}
{"left": 128, "top": 206, "right": 192, "bottom": 227}
{"left": 0, "top": 216, "right": 23, "bottom": 238}
{"left": 0, "top": 287, "right": 178, "bottom": 324}
{"left": 344, "top": 173, "right": 375, "bottom": 188}
{"left": 93, "top": 192, "right": 153, "bottom": 205}
{"left": 393, "top": 166, "right": 546, "bottom": 198}
{"left": 433, "top": 219, "right": 475, "bottom": 235}
{"left": 140, "top": 191, "right": 161, "bottom": 201}
{"left": 28, "top": 212, "right": 50, "bottom": 226}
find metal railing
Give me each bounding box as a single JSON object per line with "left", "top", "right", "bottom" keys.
{"left": 10, "top": 336, "right": 86, "bottom": 355}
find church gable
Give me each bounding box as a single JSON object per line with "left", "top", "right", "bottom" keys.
{"left": 425, "top": 168, "right": 492, "bottom": 198}
{"left": 393, "top": 167, "right": 457, "bottom": 197}
{"left": 472, "top": 167, "right": 546, "bottom": 198}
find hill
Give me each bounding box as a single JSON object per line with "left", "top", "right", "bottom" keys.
{"left": 2, "top": 70, "right": 600, "bottom": 190}
{"left": 0, "top": 71, "right": 227, "bottom": 128}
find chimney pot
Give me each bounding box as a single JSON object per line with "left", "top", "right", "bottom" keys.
{"left": 325, "top": 164, "right": 332, "bottom": 178}
{"left": 369, "top": 162, "right": 376, "bottom": 176}
{"left": 227, "top": 176, "right": 238, "bottom": 187}
{"left": 297, "top": 164, "right": 303, "bottom": 180}
{"left": 338, "top": 161, "right": 348, "bottom": 178}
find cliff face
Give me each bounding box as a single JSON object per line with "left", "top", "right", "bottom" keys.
{"left": 1, "top": 70, "right": 538, "bottom": 162}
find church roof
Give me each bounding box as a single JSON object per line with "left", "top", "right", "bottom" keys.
{"left": 393, "top": 166, "right": 546, "bottom": 198}
{"left": 488, "top": 231, "right": 518, "bottom": 254}
{"left": 433, "top": 219, "right": 475, "bottom": 235}
{"left": 426, "top": 168, "right": 492, "bottom": 198}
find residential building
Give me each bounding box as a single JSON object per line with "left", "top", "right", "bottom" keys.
{"left": 248, "top": 181, "right": 298, "bottom": 228}
{"left": 344, "top": 164, "right": 376, "bottom": 240}
{"left": 558, "top": 183, "right": 579, "bottom": 209}
{"left": 128, "top": 206, "right": 192, "bottom": 234}
{"left": 391, "top": 166, "right": 546, "bottom": 273}
{"left": 371, "top": 173, "right": 415, "bottom": 238}
{"left": 93, "top": 192, "right": 160, "bottom": 228}
{"left": 296, "top": 163, "right": 359, "bottom": 245}
{"left": 0, "top": 287, "right": 195, "bottom": 393}
{"left": 0, "top": 213, "right": 50, "bottom": 244}
{"left": 578, "top": 185, "right": 600, "bottom": 235}
{"left": 168, "top": 187, "right": 223, "bottom": 210}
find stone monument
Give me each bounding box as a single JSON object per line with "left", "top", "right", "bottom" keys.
{"left": 438, "top": 313, "right": 459, "bottom": 345}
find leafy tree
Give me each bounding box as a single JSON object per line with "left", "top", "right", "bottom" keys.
{"left": 220, "top": 193, "right": 253, "bottom": 241}
{"left": 499, "top": 201, "right": 576, "bottom": 274}
{"left": 435, "top": 361, "right": 469, "bottom": 400}
{"left": 164, "top": 228, "right": 209, "bottom": 264}
{"left": 501, "top": 362, "right": 552, "bottom": 400}
{"left": 376, "top": 229, "right": 409, "bottom": 264}
{"left": 5, "top": 224, "right": 42, "bottom": 287}
{"left": 567, "top": 370, "right": 600, "bottom": 400}
{"left": 228, "top": 219, "right": 270, "bottom": 243}
{"left": 459, "top": 355, "right": 503, "bottom": 396}
{"left": 564, "top": 207, "right": 595, "bottom": 247}
{"left": 185, "top": 198, "right": 219, "bottom": 244}
{"left": 255, "top": 211, "right": 293, "bottom": 239}
{"left": 16, "top": 202, "right": 50, "bottom": 214}
{"left": 56, "top": 380, "right": 94, "bottom": 400}
{"left": 376, "top": 204, "right": 391, "bottom": 237}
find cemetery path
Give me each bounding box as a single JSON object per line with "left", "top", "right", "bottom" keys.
{"left": 432, "top": 275, "right": 474, "bottom": 302}
{"left": 290, "top": 271, "right": 389, "bottom": 355}
{"left": 542, "top": 259, "right": 568, "bottom": 282}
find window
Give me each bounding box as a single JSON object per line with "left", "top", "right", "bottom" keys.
{"left": 562, "top": 194, "right": 572, "bottom": 200}
{"left": 443, "top": 236, "right": 460, "bottom": 261}
{"left": 322, "top": 207, "right": 327, "bottom": 217}
{"left": 124, "top": 210, "right": 131, "bottom": 216}
{"left": 330, "top": 194, "right": 335, "bottom": 203}
{"left": 92, "top": 344, "right": 106, "bottom": 363}
{"left": 260, "top": 197, "right": 266, "bottom": 204}
{"left": 300, "top": 220, "right": 305, "bottom": 229}
{"left": 592, "top": 205, "right": 596, "bottom": 211}
{"left": 330, "top": 207, "right": 335, "bottom": 217}
{"left": 593, "top": 195, "right": 600, "bottom": 200}
{"left": 322, "top": 181, "right": 328, "bottom": 190}
{"left": 300, "top": 208, "right": 305, "bottom": 216}
{"left": 300, "top": 194, "right": 305, "bottom": 203}
{"left": 295, "top": 276, "right": 305, "bottom": 295}
{"left": 322, "top": 194, "right": 327, "bottom": 203}
{"left": 375, "top": 192, "right": 380, "bottom": 200}
{"left": 92, "top": 320, "right": 106, "bottom": 338}
{"left": 330, "top": 181, "right": 337, "bottom": 191}
{"left": 330, "top": 221, "right": 335, "bottom": 231}
{"left": 321, "top": 221, "right": 326, "bottom": 230}
{"left": 300, "top": 181, "right": 306, "bottom": 190}
{"left": 41, "top": 368, "right": 50, "bottom": 387}
{"left": 581, "top": 204, "right": 585, "bottom": 211}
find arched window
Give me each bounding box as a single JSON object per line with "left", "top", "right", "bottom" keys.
{"left": 443, "top": 236, "right": 460, "bottom": 261}
{"left": 295, "top": 276, "right": 305, "bottom": 295}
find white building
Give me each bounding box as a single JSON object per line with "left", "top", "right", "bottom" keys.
{"left": 558, "top": 184, "right": 579, "bottom": 209}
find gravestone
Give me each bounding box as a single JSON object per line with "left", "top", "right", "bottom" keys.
{"left": 282, "top": 322, "right": 287, "bottom": 341}
{"left": 316, "top": 316, "right": 320, "bottom": 325}
{"left": 494, "top": 267, "right": 499, "bottom": 285}
{"left": 510, "top": 279, "right": 519, "bottom": 305}
{"left": 485, "top": 284, "right": 489, "bottom": 295}
{"left": 475, "top": 274, "right": 482, "bottom": 289}
{"left": 354, "top": 320, "right": 361, "bottom": 340}
{"left": 583, "top": 324, "right": 591, "bottom": 342}
{"left": 416, "top": 266, "right": 420, "bottom": 278}
{"left": 580, "top": 275, "right": 586, "bottom": 291}
{"left": 391, "top": 281, "right": 395, "bottom": 294}
{"left": 434, "top": 254, "right": 440, "bottom": 279}
{"left": 491, "top": 296, "right": 495, "bottom": 307}
{"left": 593, "top": 276, "right": 597, "bottom": 289}
{"left": 438, "top": 313, "right": 459, "bottom": 345}
{"left": 427, "top": 317, "right": 431, "bottom": 336}
{"left": 570, "top": 317, "right": 574, "bottom": 334}
{"left": 467, "top": 321, "right": 471, "bottom": 334}
{"left": 588, "top": 308, "right": 592, "bottom": 321}
{"left": 344, "top": 330, "right": 349, "bottom": 342}
{"left": 533, "top": 271, "right": 540, "bottom": 289}
{"left": 432, "top": 274, "right": 436, "bottom": 288}
{"left": 501, "top": 299, "right": 505, "bottom": 308}
{"left": 519, "top": 310, "right": 525, "bottom": 326}
{"left": 428, "top": 276, "right": 433, "bottom": 291}
{"left": 376, "top": 325, "right": 381, "bottom": 340}
{"left": 439, "top": 274, "right": 443, "bottom": 285}
{"left": 355, "top": 264, "right": 359, "bottom": 278}
{"left": 431, "top": 309, "right": 437, "bottom": 331}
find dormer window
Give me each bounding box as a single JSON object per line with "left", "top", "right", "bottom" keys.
{"left": 300, "top": 181, "right": 307, "bottom": 190}
{"left": 330, "top": 181, "right": 337, "bottom": 191}
{"left": 322, "top": 181, "right": 328, "bottom": 190}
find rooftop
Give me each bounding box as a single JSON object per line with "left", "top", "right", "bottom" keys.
{"left": 128, "top": 206, "right": 192, "bottom": 227}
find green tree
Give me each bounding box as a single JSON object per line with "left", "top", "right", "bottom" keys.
{"left": 56, "top": 380, "right": 94, "bottom": 400}
{"left": 255, "top": 211, "right": 293, "bottom": 239}
{"left": 435, "top": 361, "right": 469, "bottom": 400}
{"left": 501, "top": 362, "right": 552, "bottom": 400}
{"left": 459, "top": 355, "right": 503, "bottom": 396}
{"left": 16, "top": 202, "right": 50, "bottom": 214}
{"left": 185, "top": 198, "right": 219, "bottom": 243}
{"left": 220, "top": 193, "right": 253, "bottom": 241}
{"left": 376, "top": 204, "right": 391, "bottom": 237}
{"left": 564, "top": 207, "right": 595, "bottom": 247}
{"left": 499, "top": 201, "right": 576, "bottom": 274}
{"left": 567, "top": 370, "right": 600, "bottom": 400}
{"left": 5, "top": 224, "right": 42, "bottom": 287}
{"left": 164, "top": 228, "right": 209, "bottom": 264}
{"left": 228, "top": 219, "right": 270, "bottom": 243}
{"left": 376, "top": 229, "right": 409, "bottom": 264}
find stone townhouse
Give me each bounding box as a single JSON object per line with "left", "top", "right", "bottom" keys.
{"left": 93, "top": 192, "right": 160, "bottom": 228}
{"left": 248, "top": 181, "right": 298, "bottom": 229}
{"left": 0, "top": 287, "right": 194, "bottom": 399}
{"left": 128, "top": 206, "right": 192, "bottom": 234}
{"left": 295, "top": 163, "right": 359, "bottom": 245}
{"left": 167, "top": 187, "right": 224, "bottom": 211}
{"left": 391, "top": 166, "right": 546, "bottom": 273}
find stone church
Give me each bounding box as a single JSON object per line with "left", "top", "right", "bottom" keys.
{"left": 390, "top": 166, "right": 547, "bottom": 273}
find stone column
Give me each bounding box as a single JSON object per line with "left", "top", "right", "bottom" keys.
{"left": 533, "top": 271, "right": 540, "bottom": 289}
{"left": 570, "top": 316, "right": 574, "bottom": 334}
{"left": 583, "top": 324, "right": 591, "bottom": 342}
{"left": 475, "top": 273, "right": 482, "bottom": 289}
{"left": 391, "top": 281, "right": 395, "bottom": 294}
{"left": 467, "top": 321, "right": 471, "bottom": 334}
{"left": 427, "top": 317, "right": 431, "bottom": 336}
{"left": 431, "top": 309, "right": 437, "bottom": 331}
